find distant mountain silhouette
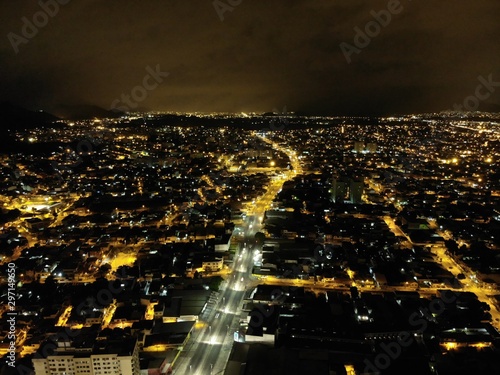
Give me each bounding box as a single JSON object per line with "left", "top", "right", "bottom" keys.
{"left": 0, "top": 102, "right": 60, "bottom": 151}
{"left": 0, "top": 102, "right": 59, "bottom": 130}
{"left": 53, "top": 104, "right": 124, "bottom": 120}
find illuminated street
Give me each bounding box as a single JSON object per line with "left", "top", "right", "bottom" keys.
{"left": 173, "top": 135, "right": 301, "bottom": 375}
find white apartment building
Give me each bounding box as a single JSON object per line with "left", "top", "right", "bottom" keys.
{"left": 32, "top": 337, "right": 139, "bottom": 375}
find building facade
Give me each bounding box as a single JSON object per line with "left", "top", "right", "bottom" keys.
{"left": 32, "top": 337, "right": 140, "bottom": 375}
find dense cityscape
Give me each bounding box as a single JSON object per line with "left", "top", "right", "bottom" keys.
{"left": 1, "top": 1, "right": 499, "bottom": 374}
{"left": 0, "top": 111, "right": 499, "bottom": 375}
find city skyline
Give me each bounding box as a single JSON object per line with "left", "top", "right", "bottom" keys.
{"left": 0, "top": 0, "right": 499, "bottom": 116}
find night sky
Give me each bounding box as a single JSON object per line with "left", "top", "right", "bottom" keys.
{"left": 1, "top": 0, "right": 499, "bottom": 116}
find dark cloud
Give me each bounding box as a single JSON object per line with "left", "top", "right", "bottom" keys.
{"left": 1, "top": 0, "right": 499, "bottom": 115}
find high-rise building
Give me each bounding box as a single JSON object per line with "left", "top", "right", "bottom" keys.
{"left": 366, "top": 142, "right": 377, "bottom": 153}
{"left": 350, "top": 179, "right": 364, "bottom": 204}
{"left": 353, "top": 141, "right": 364, "bottom": 153}
{"left": 332, "top": 176, "right": 365, "bottom": 204}
{"left": 33, "top": 334, "right": 140, "bottom": 375}
{"left": 331, "top": 177, "right": 348, "bottom": 203}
